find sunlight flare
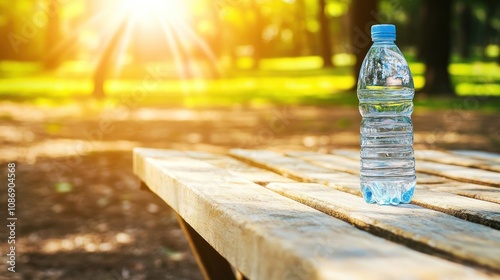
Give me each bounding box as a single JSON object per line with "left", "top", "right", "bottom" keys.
{"left": 124, "top": 0, "right": 188, "bottom": 24}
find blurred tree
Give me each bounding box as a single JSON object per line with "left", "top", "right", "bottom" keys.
{"left": 208, "top": 2, "right": 223, "bottom": 59}
{"left": 218, "top": 4, "right": 241, "bottom": 69}
{"left": 293, "top": 0, "right": 309, "bottom": 56}
{"left": 456, "top": 1, "right": 473, "bottom": 59}
{"left": 202, "top": 2, "right": 222, "bottom": 78}
{"left": 93, "top": 19, "right": 128, "bottom": 99}
{"left": 1, "top": 0, "right": 45, "bottom": 61}
{"left": 251, "top": 0, "right": 264, "bottom": 69}
{"left": 0, "top": 1, "right": 17, "bottom": 60}
{"left": 350, "top": 0, "right": 378, "bottom": 80}
{"left": 421, "top": 0, "right": 454, "bottom": 95}
{"left": 483, "top": 0, "right": 499, "bottom": 62}
{"left": 318, "top": 0, "right": 333, "bottom": 68}
{"left": 303, "top": 0, "right": 320, "bottom": 57}
{"left": 43, "top": 0, "right": 61, "bottom": 69}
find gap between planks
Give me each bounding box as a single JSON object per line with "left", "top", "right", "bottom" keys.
{"left": 297, "top": 150, "right": 500, "bottom": 205}
{"left": 229, "top": 149, "right": 500, "bottom": 230}
{"left": 415, "top": 150, "right": 500, "bottom": 173}
{"left": 133, "top": 148, "right": 495, "bottom": 279}
{"left": 452, "top": 150, "right": 500, "bottom": 163}
{"left": 184, "top": 151, "right": 500, "bottom": 273}
{"left": 334, "top": 149, "right": 500, "bottom": 188}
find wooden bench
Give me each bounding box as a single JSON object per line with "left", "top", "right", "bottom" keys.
{"left": 133, "top": 148, "right": 500, "bottom": 279}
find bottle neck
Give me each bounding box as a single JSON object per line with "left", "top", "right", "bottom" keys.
{"left": 373, "top": 39, "right": 396, "bottom": 45}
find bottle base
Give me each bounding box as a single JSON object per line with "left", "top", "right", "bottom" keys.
{"left": 361, "top": 179, "right": 416, "bottom": 205}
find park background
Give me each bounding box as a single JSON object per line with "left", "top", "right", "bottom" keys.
{"left": 0, "top": 0, "right": 499, "bottom": 279}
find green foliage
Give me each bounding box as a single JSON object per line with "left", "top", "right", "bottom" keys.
{"left": 0, "top": 0, "right": 498, "bottom": 103}
{"left": 0, "top": 57, "right": 498, "bottom": 112}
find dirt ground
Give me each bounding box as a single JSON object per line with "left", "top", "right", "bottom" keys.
{"left": 0, "top": 101, "right": 499, "bottom": 280}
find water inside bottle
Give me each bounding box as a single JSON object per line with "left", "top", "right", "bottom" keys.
{"left": 359, "top": 88, "right": 416, "bottom": 205}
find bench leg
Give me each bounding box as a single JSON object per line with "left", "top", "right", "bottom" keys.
{"left": 176, "top": 214, "right": 239, "bottom": 280}
{"left": 140, "top": 181, "right": 248, "bottom": 280}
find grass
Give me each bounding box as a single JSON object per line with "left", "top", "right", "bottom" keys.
{"left": 0, "top": 56, "right": 498, "bottom": 111}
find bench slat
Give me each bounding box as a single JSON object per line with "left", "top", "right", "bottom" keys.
{"left": 418, "top": 161, "right": 500, "bottom": 188}
{"left": 134, "top": 149, "right": 294, "bottom": 185}
{"left": 289, "top": 151, "right": 447, "bottom": 184}
{"left": 266, "top": 182, "right": 500, "bottom": 272}
{"left": 133, "top": 148, "right": 492, "bottom": 279}
{"left": 424, "top": 182, "right": 500, "bottom": 205}
{"left": 186, "top": 152, "right": 500, "bottom": 272}
{"left": 186, "top": 151, "right": 294, "bottom": 185}
{"left": 295, "top": 151, "right": 500, "bottom": 205}
{"left": 416, "top": 150, "right": 500, "bottom": 173}
{"left": 333, "top": 149, "right": 500, "bottom": 188}
{"left": 230, "top": 149, "right": 500, "bottom": 229}
{"left": 452, "top": 150, "right": 500, "bottom": 163}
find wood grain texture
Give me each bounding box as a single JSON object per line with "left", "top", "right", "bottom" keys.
{"left": 230, "top": 149, "right": 500, "bottom": 229}
{"left": 265, "top": 182, "right": 500, "bottom": 272}
{"left": 416, "top": 150, "right": 500, "bottom": 173}
{"left": 134, "top": 148, "right": 493, "bottom": 279}
{"left": 192, "top": 153, "right": 500, "bottom": 272}
{"left": 417, "top": 161, "right": 500, "bottom": 188}
{"left": 330, "top": 150, "right": 500, "bottom": 204}
{"left": 288, "top": 151, "right": 448, "bottom": 184}
{"left": 423, "top": 182, "right": 500, "bottom": 205}
{"left": 334, "top": 149, "right": 500, "bottom": 188}
{"left": 452, "top": 150, "right": 500, "bottom": 163}
{"left": 277, "top": 152, "right": 500, "bottom": 203}
{"left": 186, "top": 151, "right": 294, "bottom": 185}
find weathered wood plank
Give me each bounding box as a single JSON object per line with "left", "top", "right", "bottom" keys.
{"left": 329, "top": 149, "right": 449, "bottom": 184}
{"left": 417, "top": 161, "right": 500, "bottom": 188}
{"left": 424, "top": 182, "right": 500, "bottom": 205}
{"left": 133, "top": 149, "right": 293, "bottom": 185}
{"left": 133, "top": 147, "right": 186, "bottom": 159}
{"left": 416, "top": 150, "right": 500, "bottom": 173}
{"left": 296, "top": 151, "right": 500, "bottom": 205}
{"left": 452, "top": 150, "right": 500, "bottom": 163}
{"left": 231, "top": 150, "right": 362, "bottom": 194}
{"left": 265, "top": 182, "right": 500, "bottom": 273}
{"left": 230, "top": 149, "right": 500, "bottom": 229}
{"left": 195, "top": 154, "right": 500, "bottom": 272}
{"left": 334, "top": 149, "right": 500, "bottom": 188}
{"left": 332, "top": 149, "right": 363, "bottom": 159}
{"left": 186, "top": 151, "right": 294, "bottom": 185}
{"left": 288, "top": 151, "right": 447, "bottom": 184}
{"left": 134, "top": 148, "right": 493, "bottom": 279}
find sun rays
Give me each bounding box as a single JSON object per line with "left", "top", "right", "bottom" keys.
{"left": 125, "top": 0, "right": 188, "bottom": 24}
{"left": 49, "top": 0, "right": 218, "bottom": 83}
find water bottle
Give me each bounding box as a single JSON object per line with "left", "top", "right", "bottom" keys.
{"left": 357, "top": 24, "right": 416, "bottom": 205}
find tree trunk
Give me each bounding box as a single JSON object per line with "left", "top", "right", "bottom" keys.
{"left": 483, "top": 0, "right": 498, "bottom": 62}
{"left": 457, "top": 2, "right": 473, "bottom": 59}
{"left": 318, "top": 0, "right": 333, "bottom": 68}
{"left": 43, "top": 0, "right": 61, "bottom": 70}
{"left": 421, "top": 0, "right": 454, "bottom": 95}
{"left": 250, "top": 0, "right": 264, "bottom": 69}
{"left": 206, "top": 3, "right": 222, "bottom": 78}
{"left": 93, "top": 18, "right": 128, "bottom": 99}
{"left": 0, "top": 15, "right": 16, "bottom": 60}
{"left": 350, "top": 0, "right": 378, "bottom": 81}
{"left": 293, "top": 0, "right": 308, "bottom": 56}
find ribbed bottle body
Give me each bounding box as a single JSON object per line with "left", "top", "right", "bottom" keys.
{"left": 358, "top": 88, "right": 415, "bottom": 205}
{"left": 357, "top": 39, "right": 416, "bottom": 205}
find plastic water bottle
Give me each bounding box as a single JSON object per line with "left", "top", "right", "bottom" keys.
{"left": 357, "top": 24, "right": 416, "bottom": 205}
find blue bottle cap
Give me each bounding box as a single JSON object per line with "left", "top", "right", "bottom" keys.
{"left": 371, "top": 24, "right": 396, "bottom": 41}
